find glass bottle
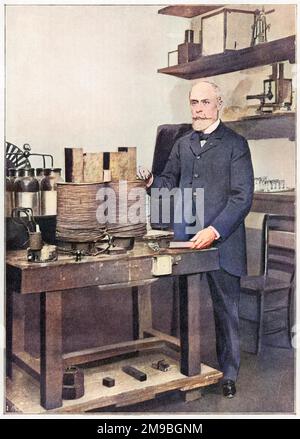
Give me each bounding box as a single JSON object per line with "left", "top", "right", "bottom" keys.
{"left": 14, "top": 168, "right": 40, "bottom": 216}
{"left": 40, "top": 168, "right": 63, "bottom": 215}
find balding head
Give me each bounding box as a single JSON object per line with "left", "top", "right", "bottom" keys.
{"left": 189, "top": 81, "right": 223, "bottom": 131}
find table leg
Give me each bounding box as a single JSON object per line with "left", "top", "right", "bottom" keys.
{"left": 40, "top": 291, "right": 63, "bottom": 410}
{"left": 6, "top": 289, "right": 25, "bottom": 378}
{"left": 179, "top": 274, "right": 201, "bottom": 376}
{"left": 6, "top": 288, "right": 13, "bottom": 378}
{"left": 171, "top": 276, "right": 180, "bottom": 337}
{"left": 25, "top": 295, "right": 40, "bottom": 358}
{"left": 132, "top": 284, "right": 152, "bottom": 339}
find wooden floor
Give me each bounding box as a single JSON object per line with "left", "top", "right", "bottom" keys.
{"left": 6, "top": 350, "right": 222, "bottom": 414}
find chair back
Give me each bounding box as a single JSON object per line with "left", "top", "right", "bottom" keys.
{"left": 264, "top": 214, "right": 295, "bottom": 284}
{"left": 150, "top": 123, "right": 192, "bottom": 230}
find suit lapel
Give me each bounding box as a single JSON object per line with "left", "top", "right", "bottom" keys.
{"left": 189, "top": 131, "right": 201, "bottom": 157}
{"left": 189, "top": 121, "right": 227, "bottom": 156}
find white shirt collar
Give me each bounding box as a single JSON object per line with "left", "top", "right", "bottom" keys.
{"left": 203, "top": 118, "right": 220, "bottom": 134}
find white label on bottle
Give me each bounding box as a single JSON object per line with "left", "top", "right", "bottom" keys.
{"left": 41, "top": 191, "right": 57, "bottom": 216}
{"left": 15, "top": 192, "right": 39, "bottom": 216}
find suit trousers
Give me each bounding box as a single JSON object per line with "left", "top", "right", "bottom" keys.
{"left": 206, "top": 268, "right": 241, "bottom": 382}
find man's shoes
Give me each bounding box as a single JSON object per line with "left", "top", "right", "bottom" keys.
{"left": 222, "top": 379, "right": 236, "bottom": 398}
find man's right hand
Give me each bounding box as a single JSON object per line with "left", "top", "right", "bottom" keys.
{"left": 137, "top": 166, "right": 154, "bottom": 188}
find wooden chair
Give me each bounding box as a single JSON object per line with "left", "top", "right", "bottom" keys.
{"left": 240, "top": 214, "right": 295, "bottom": 354}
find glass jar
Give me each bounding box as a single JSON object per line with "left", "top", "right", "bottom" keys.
{"left": 40, "top": 168, "right": 63, "bottom": 215}
{"left": 14, "top": 168, "right": 40, "bottom": 216}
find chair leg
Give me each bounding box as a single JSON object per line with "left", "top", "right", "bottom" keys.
{"left": 287, "top": 286, "right": 294, "bottom": 348}
{"left": 256, "top": 292, "right": 264, "bottom": 355}
{"left": 264, "top": 287, "right": 293, "bottom": 349}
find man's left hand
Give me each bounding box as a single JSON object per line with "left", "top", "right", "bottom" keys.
{"left": 190, "top": 227, "right": 216, "bottom": 249}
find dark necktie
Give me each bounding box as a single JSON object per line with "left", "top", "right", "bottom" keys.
{"left": 198, "top": 131, "right": 210, "bottom": 142}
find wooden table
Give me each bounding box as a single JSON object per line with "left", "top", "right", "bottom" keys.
{"left": 6, "top": 242, "right": 220, "bottom": 411}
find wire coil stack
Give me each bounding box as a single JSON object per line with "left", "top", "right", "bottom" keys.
{"left": 105, "top": 180, "right": 147, "bottom": 238}
{"left": 56, "top": 182, "right": 106, "bottom": 243}
{"left": 56, "top": 180, "right": 147, "bottom": 246}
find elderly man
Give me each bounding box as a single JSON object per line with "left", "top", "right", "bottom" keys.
{"left": 141, "top": 81, "right": 254, "bottom": 398}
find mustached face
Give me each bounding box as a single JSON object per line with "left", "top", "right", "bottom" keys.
{"left": 190, "top": 83, "right": 223, "bottom": 131}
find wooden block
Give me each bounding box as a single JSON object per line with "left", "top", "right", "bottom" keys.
{"left": 110, "top": 151, "right": 129, "bottom": 181}
{"left": 109, "top": 148, "right": 137, "bottom": 181}
{"left": 118, "top": 147, "right": 137, "bottom": 180}
{"left": 65, "top": 148, "right": 84, "bottom": 183}
{"left": 102, "top": 377, "right": 115, "bottom": 388}
{"left": 122, "top": 365, "right": 147, "bottom": 382}
{"left": 83, "top": 153, "right": 103, "bottom": 183}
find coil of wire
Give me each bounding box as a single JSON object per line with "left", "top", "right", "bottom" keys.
{"left": 56, "top": 180, "right": 147, "bottom": 243}
{"left": 104, "top": 180, "right": 147, "bottom": 238}
{"left": 56, "top": 182, "right": 106, "bottom": 243}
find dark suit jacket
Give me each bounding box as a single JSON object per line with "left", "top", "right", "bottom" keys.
{"left": 151, "top": 121, "right": 254, "bottom": 277}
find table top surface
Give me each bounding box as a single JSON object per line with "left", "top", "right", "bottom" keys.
{"left": 6, "top": 242, "right": 218, "bottom": 270}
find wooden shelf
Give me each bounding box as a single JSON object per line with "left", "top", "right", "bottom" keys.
{"left": 225, "top": 112, "right": 295, "bottom": 141}
{"left": 158, "top": 35, "right": 295, "bottom": 80}
{"left": 158, "top": 4, "right": 223, "bottom": 18}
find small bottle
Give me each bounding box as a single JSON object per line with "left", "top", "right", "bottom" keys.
{"left": 14, "top": 168, "right": 40, "bottom": 216}
{"left": 40, "top": 168, "right": 63, "bottom": 215}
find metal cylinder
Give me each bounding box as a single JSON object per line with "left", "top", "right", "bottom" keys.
{"left": 62, "top": 366, "right": 84, "bottom": 400}
{"left": 29, "top": 231, "right": 43, "bottom": 251}
{"left": 40, "top": 168, "right": 63, "bottom": 216}
{"left": 184, "top": 29, "right": 194, "bottom": 43}
{"left": 14, "top": 168, "right": 40, "bottom": 216}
